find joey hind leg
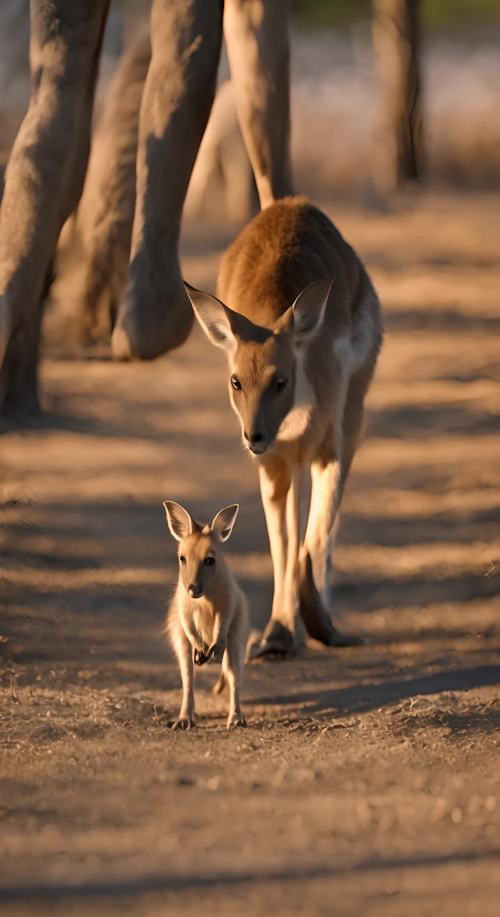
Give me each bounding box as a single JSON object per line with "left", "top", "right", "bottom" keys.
{"left": 170, "top": 629, "right": 196, "bottom": 730}
{"left": 223, "top": 641, "right": 246, "bottom": 730}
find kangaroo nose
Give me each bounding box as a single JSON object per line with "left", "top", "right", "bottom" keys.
{"left": 244, "top": 431, "right": 264, "bottom": 445}
{"left": 188, "top": 584, "right": 202, "bottom": 599}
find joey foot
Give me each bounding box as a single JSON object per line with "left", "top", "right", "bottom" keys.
{"left": 169, "top": 716, "right": 196, "bottom": 731}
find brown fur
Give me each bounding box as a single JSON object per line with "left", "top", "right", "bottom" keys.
{"left": 188, "top": 197, "right": 383, "bottom": 656}
{"left": 219, "top": 197, "right": 362, "bottom": 322}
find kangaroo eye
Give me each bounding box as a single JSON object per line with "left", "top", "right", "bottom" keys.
{"left": 231, "top": 375, "right": 242, "bottom": 391}
{"left": 275, "top": 378, "right": 288, "bottom": 393}
{"left": 204, "top": 556, "right": 215, "bottom": 566}
{"left": 179, "top": 555, "right": 186, "bottom": 564}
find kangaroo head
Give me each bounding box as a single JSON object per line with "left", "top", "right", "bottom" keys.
{"left": 163, "top": 500, "right": 239, "bottom": 599}
{"left": 186, "top": 281, "right": 331, "bottom": 455}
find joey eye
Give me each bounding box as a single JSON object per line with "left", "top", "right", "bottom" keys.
{"left": 231, "top": 375, "right": 242, "bottom": 390}
{"left": 275, "top": 378, "right": 288, "bottom": 393}
{"left": 179, "top": 555, "right": 186, "bottom": 564}
{"left": 204, "top": 556, "right": 215, "bottom": 566}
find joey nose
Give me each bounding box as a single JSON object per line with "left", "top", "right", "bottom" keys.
{"left": 188, "top": 584, "right": 202, "bottom": 599}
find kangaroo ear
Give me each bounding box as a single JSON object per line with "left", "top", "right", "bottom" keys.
{"left": 184, "top": 283, "right": 237, "bottom": 352}
{"left": 163, "top": 501, "right": 193, "bottom": 542}
{"left": 273, "top": 306, "right": 294, "bottom": 336}
{"left": 291, "top": 280, "right": 332, "bottom": 345}
{"left": 211, "top": 504, "right": 239, "bottom": 542}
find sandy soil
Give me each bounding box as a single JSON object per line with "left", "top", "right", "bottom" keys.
{"left": 1, "top": 190, "right": 499, "bottom": 916}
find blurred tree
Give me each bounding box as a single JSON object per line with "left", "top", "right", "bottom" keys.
{"left": 372, "top": 0, "right": 422, "bottom": 190}
{"left": 0, "top": 0, "right": 30, "bottom": 111}
{"left": 293, "top": 0, "right": 500, "bottom": 29}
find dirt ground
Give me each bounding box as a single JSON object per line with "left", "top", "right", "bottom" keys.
{"left": 1, "top": 190, "right": 499, "bottom": 916}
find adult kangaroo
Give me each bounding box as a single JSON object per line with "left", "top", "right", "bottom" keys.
{"left": 187, "top": 197, "right": 383, "bottom": 658}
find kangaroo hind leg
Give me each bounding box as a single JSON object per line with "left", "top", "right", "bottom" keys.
{"left": 300, "top": 428, "right": 363, "bottom": 648}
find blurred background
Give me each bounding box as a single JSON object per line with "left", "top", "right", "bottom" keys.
{"left": 1, "top": 0, "right": 500, "bottom": 212}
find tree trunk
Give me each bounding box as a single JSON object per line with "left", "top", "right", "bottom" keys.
{"left": 372, "top": 0, "right": 423, "bottom": 191}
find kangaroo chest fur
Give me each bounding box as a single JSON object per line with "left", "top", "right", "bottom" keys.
{"left": 273, "top": 340, "right": 341, "bottom": 465}
{"left": 274, "top": 348, "right": 319, "bottom": 452}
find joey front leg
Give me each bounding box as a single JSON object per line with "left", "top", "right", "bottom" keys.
{"left": 205, "top": 611, "right": 230, "bottom": 664}
{"left": 180, "top": 610, "right": 208, "bottom": 664}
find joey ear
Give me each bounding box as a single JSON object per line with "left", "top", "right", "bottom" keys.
{"left": 184, "top": 283, "right": 236, "bottom": 352}
{"left": 163, "top": 500, "right": 193, "bottom": 542}
{"left": 291, "top": 280, "right": 332, "bottom": 345}
{"left": 211, "top": 504, "right": 239, "bottom": 542}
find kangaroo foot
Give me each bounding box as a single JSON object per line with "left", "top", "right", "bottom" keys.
{"left": 328, "top": 628, "right": 364, "bottom": 647}
{"left": 300, "top": 597, "right": 363, "bottom": 647}
{"left": 1, "top": 322, "right": 41, "bottom": 418}
{"left": 299, "top": 553, "right": 364, "bottom": 647}
{"left": 112, "top": 269, "right": 193, "bottom": 361}
{"left": 249, "top": 620, "right": 296, "bottom": 660}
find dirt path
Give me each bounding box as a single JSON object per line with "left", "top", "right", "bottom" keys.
{"left": 1, "top": 191, "right": 499, "bottom": 916}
